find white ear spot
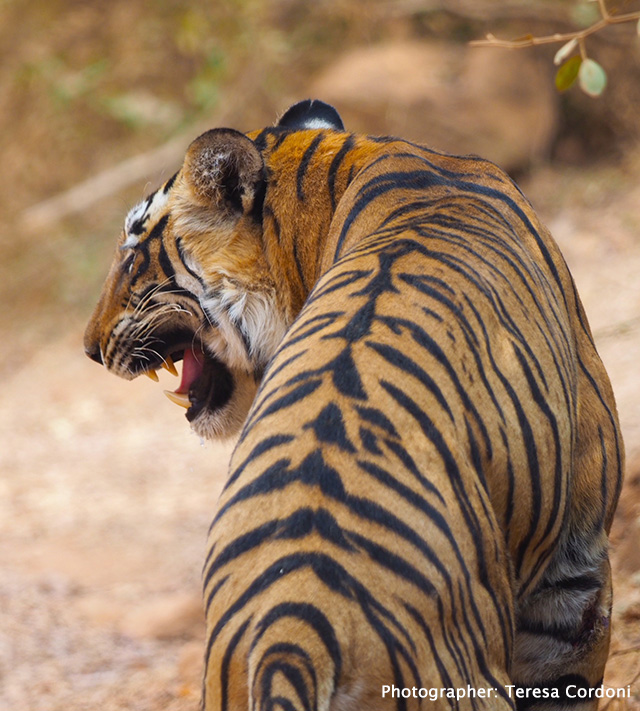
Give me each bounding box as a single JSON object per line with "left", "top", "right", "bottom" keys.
{"left": 302, "top": 117, "right": 339, "bottom": 130}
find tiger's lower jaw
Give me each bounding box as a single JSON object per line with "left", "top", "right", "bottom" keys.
{"left": 160, "top": 348, "right": 259, "bottom": 440}
{"left": 184, "top": 367, "right": 259, "bottom": 440}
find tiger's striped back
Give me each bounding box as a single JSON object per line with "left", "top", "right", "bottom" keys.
{"left": 203, "top": 129, "right": 621, "bottom": 710}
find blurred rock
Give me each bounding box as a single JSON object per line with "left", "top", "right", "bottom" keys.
{"left": 121, "top": 593, "right": 204, "bottom": 640}
{"left": 79, "top": 591, "right": 205, "bottom": 640}
{"left": 311, "top": 40, "right": 558, "bottom": 173}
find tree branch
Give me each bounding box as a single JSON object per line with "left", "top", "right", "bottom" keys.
{"left": 470, "top": 4, "right": 640, "bottom": 50}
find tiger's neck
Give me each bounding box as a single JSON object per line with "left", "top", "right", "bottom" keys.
{"left": 258, "top": 131, "right": 381, "bottom": 322}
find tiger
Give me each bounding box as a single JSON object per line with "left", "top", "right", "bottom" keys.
{"left": 84, "top": 99, "right": 624, "bottom": 710}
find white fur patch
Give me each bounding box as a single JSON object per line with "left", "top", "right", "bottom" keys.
{"left": 121, "top": 233, "right": 141, "bottom": 250}
{"left": 124, "top": 188, "right": 170, "bottom": 244}
{"left": 201, "top": 281, "right": 287, "bottom": 372}
{"left": 303, "top": 117, "right": 339, "bottom": 130}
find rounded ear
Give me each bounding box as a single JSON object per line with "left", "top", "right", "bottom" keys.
{"left": 277, "top": 99, "right": 344, "bottom": 131}
{"left": 182, "top": 128, "right": 265, "bottom": 216}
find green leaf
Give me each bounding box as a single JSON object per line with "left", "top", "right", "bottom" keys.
{"left": 555, "top": 55, "right": 582, "bottom": 92}
{"left": 579, "top": 58, "right": 607, "bottom": 97}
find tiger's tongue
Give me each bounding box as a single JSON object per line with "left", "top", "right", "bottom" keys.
{"left": 176, "top": 347, "right": 205, "bottom": 394}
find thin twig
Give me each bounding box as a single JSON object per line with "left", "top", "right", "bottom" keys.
{"left": 470, "top": 3, "right": 640, "bottom": 50}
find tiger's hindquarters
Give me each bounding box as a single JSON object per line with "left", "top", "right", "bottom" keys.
{"left": 510, "top": 299, "right": 623, "bottom": 710}
{"left": 247, "top": 606, "right": 339, "bottom": 711}
{"left": 249, "top": 646, "right": 328, "bottom": 711}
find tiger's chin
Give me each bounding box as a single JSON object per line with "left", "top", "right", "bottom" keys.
{"left": 163, "top": 346, "right": 259, "bottom": 440}
{"left": 185, "top": 376, "right": 259, "bottom": 440}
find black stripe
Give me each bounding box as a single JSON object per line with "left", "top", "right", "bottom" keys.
{"left": 259, "top": 661, "right": 311, "bottom": 711}
{"left": 224, "top": 434, "right": 295, "bottom": 490}
{"left": 175, "top": 236, "right": 207, "bottom": 287}
{"left": 264, "top": 205, "right": 282, "bottom": 244}
{"left": 203, "top": 574, "right": 230, "bottom": 612}
{"left": 303, "top": 402, "right": 356, "bottom": 452}
{"left": 377, "top": 313, "right": 496, "bottom": 456}
{"left": 250, "top": 168, "right": 267, "bottom": 224}
{"left": 402, "top": 602, "right": 459, "bottom": 701}
{"left": 383, "top": 439, "right": 446, "bottom": 506}
{"left": 205, "top": 507, "right": 357, "bottom": 590}
{"left": 253, "top": 642, "right": 314, "bottom": 685}
{"left": 272, "top": 347, "right": 366, "bottom": 402}
{"left": 331, "top": 158, "right": 563, "bottom": 304}
{"left": 244, "top": 352, "right": 312, "bottom": 431}
{"left": 365, "top": 340, "right": 455, "bottom": 422}
{"left": 463, "top": 296, "right": 542, "bottom": 580}
{"left": 597, "top": 426, "right": 608, "bottom": 532}
{"left": 259, "top": 379, "right": 323, "bottom": 420}
{"left": 513, "top": 345, "right": 565, "bottom": 579}
{"left": 359, "top": 426, "right": 382, "bottom": 454}
{"left": 252, "top": 127, "right": 280, "bottom": 153}
{"left": 454, "top": 579, "right": 513, "bottom": 704}
{"left": 327, "top": 134, "right": 355, "bottom": 210}
{"left": 216, "top": 449, "right": 467, "bottom": 623}
{"left": 500, "top": 429, "right": 516, "bottom": 538}
{"left": 157, "top": 239, "right": 175, "bottom": 281}
{"left": 354, "top": 405, "right": 399, "bottom": 438}
{"left": 218, "top": 617, "right": 251, "bottom": 711}
{"left": 379, "top": 381, "right": 513, "bottom": 658}
{"left": 282, "top": 311, "right": 345, "bottom": 345}
{"left": 306, "top": 269, "right": 372, "bottom": 304}
{"left": 212, "top": 457, "right": 296, "bottom": 525}
{"left": 163, "top": 170, "right": 178, "bottom": 193}
{"left": 251, "top": 601, "right": 341, "bottom": 688}
{"left": 296, "top": 133, "right": 324, "bottom": 201}
{"left": 578, "top": 358, "right": 624, "bottom": 514}
{"left": 293, "top": 238, "right": 308, "bottom": 292}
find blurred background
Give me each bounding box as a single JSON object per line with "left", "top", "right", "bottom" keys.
{"left": 1, "top": 1, "right": 639, "bottom": 709}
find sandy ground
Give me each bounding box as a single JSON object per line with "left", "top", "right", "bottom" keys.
{"left": 1, "top": 163, "right": 640, "bottom": 710}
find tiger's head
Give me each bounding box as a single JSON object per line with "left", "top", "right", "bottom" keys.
{"left": 84, "top": 100, "right": 346, "bottom": 439}
{"left": 84, "top": 129, "right": 277, "bottom": 438}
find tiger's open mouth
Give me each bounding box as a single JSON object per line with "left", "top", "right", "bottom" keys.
{"left": 135, "top": 331, "right": 234, "bottom": 424}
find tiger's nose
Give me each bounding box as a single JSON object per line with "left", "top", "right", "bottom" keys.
{"left": 84, "top": 341, "right": 104, "bottom": 365}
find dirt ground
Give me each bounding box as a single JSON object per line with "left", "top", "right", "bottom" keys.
{"left": 0, "top": 155, "right": 639, "bottom": 711}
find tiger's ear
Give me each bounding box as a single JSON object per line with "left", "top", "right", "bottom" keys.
{"left": 277, "top": 99, "right": 345, "bottom": 131}
{"left": 182, "top": 128, "right": 265, "bottom": 218}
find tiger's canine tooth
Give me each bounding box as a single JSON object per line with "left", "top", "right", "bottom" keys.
{"left": 144, "top": 369, "right": 159, "bottom": 382}
{"left": 162, "top": 356, "right": 179, "bottom": 376}
{"left": 163, "top": 390, "right": 191, "bottom": 409}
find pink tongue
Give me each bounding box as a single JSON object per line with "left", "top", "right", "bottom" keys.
{"left": 176, "top": 347, "right": 205, "bottom": 394}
